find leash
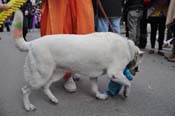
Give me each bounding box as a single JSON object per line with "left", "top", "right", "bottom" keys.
{"left": 96, "top": 0, "right": 116, "bottom": 32}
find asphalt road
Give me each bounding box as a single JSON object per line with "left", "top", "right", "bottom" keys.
{"left": 0, "top": 30, "right": 175, "bottom": 116}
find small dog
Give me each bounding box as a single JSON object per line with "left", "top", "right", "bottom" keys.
{"left": 12, "top": 10, "right": 143, "bottom": 111}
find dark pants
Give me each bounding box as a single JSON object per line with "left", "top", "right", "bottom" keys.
{"left": 139, "top": 8, "right": 148, "bottom": 48}
{"left": 167, "top": 24, "right": 175, "bottom": 40}
{"left": 23, "top": 16, "right": 29, "bottom": 41}
{"left": 149, "top": 17, "right": 166, "bottom": 50}
{"left": 169, "top": 24, "right": 175, "bottom": 55}
{"left": 0, "top": 26, "right": 3, "bottom": 32}
{"left": 4, "top": 22, "right": 10, "bottom": 32}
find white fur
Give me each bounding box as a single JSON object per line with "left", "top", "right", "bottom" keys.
{"left": 19, "top": 32, "right": 141, "bottom": 111}
{"left": 12, "top": 10, "right": 142, "bottom": 111}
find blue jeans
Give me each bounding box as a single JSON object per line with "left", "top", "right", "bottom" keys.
{"left": 96, "top": 17, "right": 121, "bottom": 33}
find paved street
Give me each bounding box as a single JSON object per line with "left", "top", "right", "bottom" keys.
{"left": 0, "top": 30, "right": 175, "bottom": 116}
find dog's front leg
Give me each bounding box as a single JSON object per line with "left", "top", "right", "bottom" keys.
{"left": 90, "top": 77, "right": 108, "bottom": 100}
{"left": 123, "top": 85, "right": 131, "bottom": 98}
{"left": 112, "top": 72, "right": 131, "bottom": 87}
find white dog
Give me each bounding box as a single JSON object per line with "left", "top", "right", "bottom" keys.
{"left": 12, "top": 10, "right": 143, "bottom": 111}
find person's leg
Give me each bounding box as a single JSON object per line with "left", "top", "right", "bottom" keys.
{"left": 173, "top": 44, "right": 175, "bottom": 56}
{"left": 110, "top": 17, "right": 121, "bottom": 33}
{"left": 96, "top": 18, "right": 109, "bottom": 32}
{"left": 167, "top": 45, "right": 175, "bottom": 62}
{"left": 127, "top": 10, "right": 142, "bottom": 46}
{"left": 5, "top": 22, "right": 10, "bottom": 32}
{"left": 165, "top": 25, "right": 175, "bottom": 61}
{"left": 149, "top": 17, "right": 158, "bottom": 53}
{"left": 125, "top": 21, "right": 129, "bottom": 37}
{"left": 166, "top": 26, "right": 173, "bottom": 41}
{"left": 139, "top": 9, "right": 147, "bottom": 49}
{"left": 0, "top": 25, "right": 3, "bottom": 32}
{"left": 157, "top": 17, "right": 166, "bottom": 55}
{"left": 171, "top": 24, "right": 175, "bottom": 56}
{"left": 75, "top": 0, "right": 95, "bottom": 34}
{"left": 135, "top": 10, "right": 143, "bottom": 46}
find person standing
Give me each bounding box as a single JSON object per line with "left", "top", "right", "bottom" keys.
{"left": 165, "top": 0, "right": 175, "bottom": 62}
{"left": 40, "top": 0, "right": 95, "bottom": 92}
{"left": 20, "top": 0, "right": 33, "bottom": 41}
{"left": 123, "top": 0, "right": 144, "bottom": 46}
{"left": 93, "top": 0, "right": 123, "bottom": 33}
{"left": 0, "top": 0, "right": 11, "bottom": 39}
{"left": 40, "top": 0, "right": 94, "bottom": 36}
{"left": 139, "top": 0, "right": 151, "bottom": 49}
{"left": 148, "top": 0, "right": 169, "bottom": 55}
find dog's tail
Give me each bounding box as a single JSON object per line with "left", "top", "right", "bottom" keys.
{"left": 12, "top": 10, "right": 29, "bottom": 52}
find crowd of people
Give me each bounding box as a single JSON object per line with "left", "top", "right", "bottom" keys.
{"left": 0, "top": 0, "right": 175, "bottom": 61}
{"left": 41, "top": 0, "right": 175, "bottom": 62}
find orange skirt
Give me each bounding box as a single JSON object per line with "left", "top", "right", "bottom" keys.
{"left": 40, "top": 0, "right": 94, "bottom": 36}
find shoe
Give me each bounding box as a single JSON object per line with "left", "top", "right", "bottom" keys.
{"left": 73, "top": 74, "right": 80, "bottom": 81}
{"left": 167, "top": 56, "right": 175, "bottom": 62}
{"left": 149, "top": 49, "right": 155, "bottom": 54}
{"left": 64, "top": 77, "right": 77, "bottom": 92}
{"left": 165, "top": 55, "right": 174, "bottom": 59}
{"left": 157, "top": 50, "right": 164, "bottom": 56}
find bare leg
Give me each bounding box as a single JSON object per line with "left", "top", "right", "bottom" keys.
{"left": 90, "top": 77, "right": 108, "bottom": 100}
{"left": 21, "top": 85, "right": 36, "bottom": 111}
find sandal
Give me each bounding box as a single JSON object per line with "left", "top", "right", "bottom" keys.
{"left": 167, "top": 56, "right": 175, "bottom": 62}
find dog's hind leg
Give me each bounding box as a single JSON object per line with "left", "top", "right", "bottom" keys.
{"left": 21, "top": 85, "right": 36, "bottom": 111}
{"left": 22, "top": 55, "right": 37, "bottom": 111}
{"left": 43, "top": 79, "right": 59, "bottom": 104}
{"left": 90, "top": 77, "right": 108, "bottom": 100}
{"left": 43, "top": 70, "right": 64, "bottom": 104}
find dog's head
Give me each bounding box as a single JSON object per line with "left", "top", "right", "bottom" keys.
{"left": 127, "top": 53, "right": 142, "bottom": 76}
{"left": 127, "top": 40, "right": 144, "bottom": 75}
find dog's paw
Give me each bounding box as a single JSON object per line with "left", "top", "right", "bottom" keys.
{"left": 50, "top": 97, "right": 59, "bottom": 104}
{"left": 123, "top": 92, "right": 128, "bottom": 98}
{"left": 96, "top": 93, "right": 108, "bottom": 100}
{"left": 25, "top": 103, "right": 36, "bottom": 111}
{"left": 123, "top": 88, "right": 129, "bottom": 98}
